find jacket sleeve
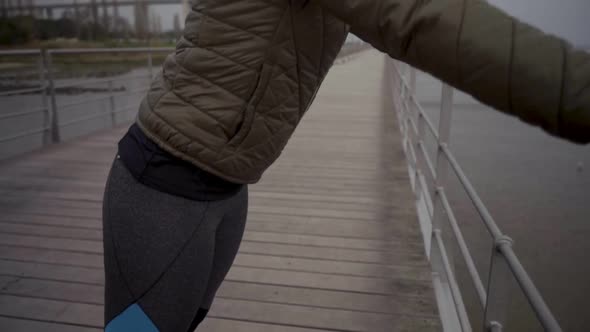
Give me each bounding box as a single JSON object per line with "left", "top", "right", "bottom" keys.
{"left": 316, "top": 0, "right": 590, "bottom": 144}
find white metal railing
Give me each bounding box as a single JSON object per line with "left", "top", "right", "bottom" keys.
{"left": 0, "top": 43, "right": 367, "bottom": 158}
{"left": 386, "top": 58, "right": 562, "bottom": 332}
{"left": 0, "top": 47, "right": 174, "bottom": 146}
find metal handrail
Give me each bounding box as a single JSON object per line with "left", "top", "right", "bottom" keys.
{"left": 0, "top": 50, "right": 41, "bottom": 56}
{"left": 0, "top": 48, "right": 162, "bottom": 149}
{"left": 499, "top": 244, "right": 562, "bottom": 331}
{"left": 0, "top": 86, "right": 44, "bottom": 97}
{"left": 0, "top": 106, "right": 47, "bottom": 120}
{"left": 1, "top": 44, "right": 365, "bottom": 152}
{"left": 437, "top": 187, "right": 487, "bottom": 307}
{"left": 49, "top": 47, "right": 173, "bottom": 55}
{"left": 0, "top": 126, "right": 49, "bottom": 143}
{"left": 54, "top": 74, "right": 150, "bottom": 90}
{"left": 411, "top": 95, "right": 439, "bottom": 140}
{"left": 441, "top": 144, "right": 503, "bottom": 239}
{"left": 434, "top": 229, "right": 472, "bottom": 332}
{"left": 388, "top": 58, "right": 562, "bottom": 332}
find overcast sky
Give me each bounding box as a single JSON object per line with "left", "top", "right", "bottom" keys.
{"left": 166, "top": 0, "right": 590, "bottom": 48}
{"left": 489, "top": 0, "right": 590, "bottom": 47}
{"left": 41, "top": 0, "right": 589, "bottom": 48}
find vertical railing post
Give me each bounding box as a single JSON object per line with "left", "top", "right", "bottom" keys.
{"left": 484, "top": 236, "right": 514, "bottom": 332}
{"left": 37, "top": 52, "right": 51, "bottom": 145}
{"left": 399, "top": 75, "right": 408, "bottom": 145}
{"left": 431, "top": 84, "right": 455, "bottom": 261}
{"left": 391, "top": 60, "right": 417, "bottom": 190}
{"left": 410, "top": 68, "right": 417, "bottom": 96}
{"left": 41, "top": 49, "right": 60, "bottom": 143}
{"left": 430, "top": 83, "right": 470, "bottom": 330}
{"left": 415, "top": 111, "right": 426, "bottom": 203}
{"left": 436, "top": 84, "right": 454, "bottom": 175}
{"left": 108, "top": 80, "right": 116, "bottom": 127}
{"left": 391, "top": 60, "right": 405, "bottom": 135}
{"left": 147, "top": 48, "right": 153, "bottom": 79}
{"left": 394, "top": 61, "right": 410, "bottom": 154}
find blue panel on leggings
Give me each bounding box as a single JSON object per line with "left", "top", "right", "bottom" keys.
{"left": 105, "top": 303, "right": 159, "bottom": 332}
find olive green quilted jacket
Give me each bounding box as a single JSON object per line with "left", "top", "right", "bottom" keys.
{"left": 137, "top": 0, "right": 590, "bottom": 184}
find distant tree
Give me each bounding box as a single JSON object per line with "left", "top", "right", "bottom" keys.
{"left": 35, "top": 19, "right": 59, "bottom": 40}
{"left": 0, "top": 17, "right": 34, "bottom": 45}
{"left": 56, "top": 17, "right": 78, "bottom": 39}
{"left": 0, "top": 6, "right": 133, "bottom": 45}
{"left": 79, "top": 22, "right": 108, "bottom": 41}
{"left": 173, "top": 13, "right": 181, "bottom": 37}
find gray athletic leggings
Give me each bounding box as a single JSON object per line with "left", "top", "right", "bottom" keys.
{"left": 102, "top": 157, "right": 248, "bottom": 332}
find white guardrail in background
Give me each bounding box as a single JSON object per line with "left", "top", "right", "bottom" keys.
{"left": 386, "top": 57, "right": 562, "bottom": 332}
{"left": 0, "top": 47, "right": 173, "bottom": 145}
{"left": 0, "top": 42, "right": 368, "bottom": 156}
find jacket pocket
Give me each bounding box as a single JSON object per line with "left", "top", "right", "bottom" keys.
{"left": 228, "top": 63, "right": 273, "bottom": 147}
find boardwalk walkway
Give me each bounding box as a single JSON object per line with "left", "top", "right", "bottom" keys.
{"left": 0, "top": 51, "right": 440, "bottom": 331}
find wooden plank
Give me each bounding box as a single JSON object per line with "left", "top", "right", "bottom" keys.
{"left": 1, "top": 193, "right": 412, "bottom": 214}
{"left": 0, "top": 275, "right": 19, "bottom": 289}
{"left": 0, "top": 191, "right": 103, "bottom": 204}
{"left": 0, "top": 182, "right": 395, "bottom": 201}
{"left": 0, "top": 246, "right": 430, "bottom": 281}
{"left": 208, "top": 298, "right": 440, "bottom": 332}
{"left": 0, "top": 214, "right": 101, "bottom": 230}
{"left": 0, "top": 212, "right": 426, "bottom": 243}
{"left": 0, "top": 204, "right": 100, "bottom": 219}
{"left": 0, "top": 162, "right": 403, "bottom": 183}
{"left": 224, "top": 266, "right": 432, "bottom": 297}
{"left": 0, "top": 276, "right": 436, "bottom": 317}
{"left": 2, "top": 278, "right": 103, "bottom": 306}
{"left": 0, "top": 198, "right": 419, "bottom": 224}
{"left": 0, "top": 201, "right": 414, "bottom": 233}
{"left": 0, "top": 295, "right": 103, "bottom": 327}
{"left": 0, "top": 221, "right": 408, "bottom": 251}
{"left": 0, "top": 246, "right": 103, "bottom": 269}
{"left": 1, "top": 190, "right": 417, "bottom": 219}
{"left": 0, "top": 258, "right": 432, "bottom": 298}
{"left": 0, "top": 294, "right": 439, "bottom": 332}
{"left": 248, "top": 213, "right": 423, "bottom": 241}
{"left": 0, "top": 260, "right": 104, "bottom": 285}
{"left": 0, "top": 317, "right": 101, "bottom": 332}
{"left": 0, "top": 196, "right": 103, "bottom": 210}
{"left": 0, "top": 233, "right": 103, "bottom": 254}
{"left": 0, "top": 233, "right": 427, "bottom": 265}
{"left": 215, "top": 281, "right": 438, "bottom": 317}
{"left": 237, "top": 241, "right": 427, "bottom": 265}
{"left": 201, "top": 318, "right": 329, "bottom": 332}
{"left": 0, "top": 222, "right": 102, "bottom": 241}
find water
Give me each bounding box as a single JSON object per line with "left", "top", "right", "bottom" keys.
{"left": 415, "top": 72, "right": 590, "bottom": 331}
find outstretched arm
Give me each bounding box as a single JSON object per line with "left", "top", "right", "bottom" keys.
{"left": 316, "top": 0, "right": 590, "bottom": 144}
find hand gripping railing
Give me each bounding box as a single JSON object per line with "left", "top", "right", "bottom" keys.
{"left": 386, "top": 58, "right": 562, "bottom": 332}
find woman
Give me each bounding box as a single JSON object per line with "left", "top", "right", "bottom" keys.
{"left": 102, "top": 0, "right": 590, "bottom": 331}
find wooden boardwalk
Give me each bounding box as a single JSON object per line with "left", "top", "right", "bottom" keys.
{"left": 0, "top": 51, "right": 441, "bottom": 331}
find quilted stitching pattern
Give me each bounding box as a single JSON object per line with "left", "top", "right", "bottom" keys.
{"left": 137, "top": 0, "right": 349, "bottom": 183}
